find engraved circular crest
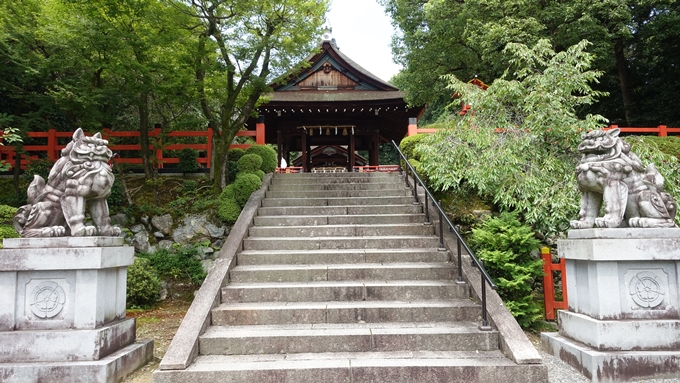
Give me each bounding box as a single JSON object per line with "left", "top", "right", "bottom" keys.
{"left": 30, "top": 281, "right": 66, "bottom": 318}
{"left": 629, "top": 272, "right": 664, "bottom": 308}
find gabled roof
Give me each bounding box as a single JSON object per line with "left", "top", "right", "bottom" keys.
{"left": 270, "top": 40, "right": 400, "bottom": 98}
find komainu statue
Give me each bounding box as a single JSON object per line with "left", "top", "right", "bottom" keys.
{"left": 570, "top": 128, "right": 677, "bottom": 229}
{"left": 14, "top": 128, "right": 121, "bottom": 237}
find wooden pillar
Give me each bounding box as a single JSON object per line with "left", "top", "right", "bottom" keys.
{"left": 371, "top": 129, "right": 380, "bottom": 166}
{"left": 276, "top": 130, "right": 283, "bottom": 168}
{"left": 349, "top": 130, "right": 355, "bottom": 171}
{"left": 301, "top": 132, "right": 307, "bottom": 172}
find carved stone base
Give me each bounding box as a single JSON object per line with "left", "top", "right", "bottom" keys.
{"left": 542, "top": 229, "right": 680, "bottom": 382}
{"left": 0, "top": 237, "right": 153, "bottom": 382}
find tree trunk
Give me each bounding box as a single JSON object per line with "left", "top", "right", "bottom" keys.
{"left": 614, "top": 39, "right": 634, "bottom": 125}
{"left": 212, "top": 127, "right": 238, "bottom": 191}
{"left": 138, "top": 91, "right": 154, "bottom": 178}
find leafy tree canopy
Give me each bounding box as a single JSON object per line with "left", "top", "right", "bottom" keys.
{"left": 417, "top": 39, "right": 680, "bottom": 235}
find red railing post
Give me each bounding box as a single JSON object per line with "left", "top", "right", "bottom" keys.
{"left": 256, "top": 115, "right": 265, "bottom": 145}
{"left": 47, "top": 128, "right": 58, "bottom": 160}
{"left": 659, "top": 125, "right": 668, "bottom": 137}
{"left": 542, "top": 247, "right": 568, "bottom": 320}
{"left": 153, "top": 126, "right": 163, "bottom": 169}
{"left": 407, "top": 117, "right": 417, "bottom": 136}
{"left": 207, "top": 127, "right": 213, "bottom": 169}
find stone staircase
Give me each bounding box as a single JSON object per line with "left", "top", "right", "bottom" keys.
{"left": 154, "top": 172, "right": 547, "bottom": 382}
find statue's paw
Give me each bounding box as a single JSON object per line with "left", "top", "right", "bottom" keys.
{"left": 39, "top": 226, "right": 66, "bottom": 237}
{"left": 72, "top": 226, "right": 98, "bottom": 236}
{"left": 595, "top": 218, "right": 621, "bottom": 228}
{"left": 570, "top": 220, "right": 593, "bottom": 229}
{"left": 98, "top": 226, "right": 121, "bottom": 236}
{"left": 629, "top": 217, "right": 641, "bottom": 227}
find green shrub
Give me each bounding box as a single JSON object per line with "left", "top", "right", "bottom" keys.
{"left": 232, "top": 173, "right": 262, "bottom": 207}
{"left": 634, "top": 136, "right": 680, "bottom": 160}
{"left": 400, "top": 134, "right": 427, "bottom": 161}
{"left": 0, "top": 224, "right": 19, "bottom": 248}
{"left": 178, "top": 148, "right": 199, "bottom": 173}
{"left": 137, "top": 245, "right": 207, "bottom": 286}
{"left": 227, "top": 148, "right": 246, "bottom": 162}
{"left": 126, "top": 257, "right": 162, "bottom": 308}
{"left": 245, "top": 144, "right": 277, "bottom": 173}
{"left": 23, "top": 158, "right": 54, "bottom": 184}
{"left": 218, "top": 196, "right": 241, "bottom": 224}
{"left": 0, "top": 205, "right": 17, "bottom": 224}
{"left": 237, "top": 153, "right": 263, "bottom": 173}
{"left": 254, "top": 169, "right": 265, "bottom": 181}
{"left": 219, "top": 184, "right": 236, "bottom": 201}
{"left": 182, "top": 180, "right": 198, "bottom": 193}
{"left": 468, "top": 212, "right": 544, "bottom": 329}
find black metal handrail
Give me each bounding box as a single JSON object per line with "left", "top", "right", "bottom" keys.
{"left": 392, "top": 140, "right": 497, "bottom": 330}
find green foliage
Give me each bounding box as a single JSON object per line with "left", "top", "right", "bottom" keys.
{"left": 232, "top": 173, "right": 262, "bottom": 207}
{"left": 400, "top": 134, "right": 428, "bottom": 161}
{"left": 381, "top": 0, "right": 680, "bottom": 126}
{"left": 0, "top": 205, "right": 17, "bottom": 224}
{"left": 418, "top": 40, "right": 608, "bottom": 235}
{"left": 23, "top": 158, "right": 54, "bottom": 184}
{"left": 126, "top": 257, "right": 162, "bottom": 308}
{"left": 379, "top": 143, "right": 400, "bottom": 165}
{"left": 107, "top": 180, "right": 125, "bottom": 210}
{"left": 468, "top": 212, "right": 544, "bottom": 328}
{"left": 0, "top": 224, "right": 20, "bottom": 248}
{"left": 0, "top": 125, "right": 21, "bottom": 172}
{"left": 182, "top": 180, "right": 198, "bottom": 193}
{"left": 636, "top": 136, "right": 680, "bottom": 160}
{"left": 227, "top": 148, "right": 246, "bottom": 163}
{"left": 178, "top": 148, "right": 199, "bottom": 173}
{"left": 254, "top": 169, "right": 265, "bottom": 181}
{"left": 218, "top": 196, "right": 242, "bottom": 224}
{"left": 237, "top": 154, "right": 263, "bottom": 174}
{"left": 245, "top": 145, "right": 277, "bottom": 173}
{"left": 137, "top": 245, "right": 206, "bottom": 286}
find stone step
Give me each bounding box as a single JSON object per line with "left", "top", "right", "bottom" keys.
{"left": 248, "top": 224, "right": 435, "bottom": 238}
{"left": 270, "top": 177, "right": 398, "bottom": 185}
{"left": 211, "top": 300, "right": 482, "bottom": 326}
{"left": 236, "top": 249, "right": 449, "bottom": 265}
{"left": 153, "top": 351, "right": 548, "bottom": 383}
{"left": 261, "top": 196, "right": 415, "bottom": 207}
{"left": 222, "top": 280, "right": 468, "bottom": 303}
{"left": 253, "top": 214, "right": 427, "bottom": 227}
{"left": 272, "top": 172, "right": 398, "bottom": 180}
{"left": 268, "top": 183, "right": 406, "bottom": 191}
{"left": 243, "top": 235, "right": 440, "bottom": 251}
{"left": 229, "top": 263, "right": 455, "bottom": 283}
{"left": 198, "top": 322, "right": 498, "bottom": 355}
{"left": 265, "top": 189, "right": 411, "bottom": 198}
{"left": 256, "top": 204, "right": 423, "bottom": 216}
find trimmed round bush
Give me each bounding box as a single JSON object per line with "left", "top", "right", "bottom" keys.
{"left": 126, "top": 257, "right": 162, "bottom": 308}
{"left": 399, "top": 134, "right": 427, "bottom": 161}
{"left": 232, "top": 173, "right": 262, "bottom": 207}
{"left": 219, "top": 184, "right": 236, "bottom": 202}
{"left": 227, "top": 148, "right": 246, "bottom": 162}
{"left": 218, "top": 197, "right": 241, "bottom": 224}
{"left": 245, "top": 145, "right": 277, "bottom": 173}
{"left": 237, "top": 154, "right": 263, "bottom": 173}
{"left": 254, "top": 169, "right": 265, "bottom": 181}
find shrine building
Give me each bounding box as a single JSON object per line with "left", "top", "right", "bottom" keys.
{"left": 246, "top": 34, "right": 425, "bottom": 172}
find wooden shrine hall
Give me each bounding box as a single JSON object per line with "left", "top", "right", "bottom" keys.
{"left": 247, "top": 34, "right": 425, "bottom": 172}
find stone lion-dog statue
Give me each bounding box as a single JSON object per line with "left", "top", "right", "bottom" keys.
{"left": 14, "top": 128, "right": 122, "bottom": 237}
{"left": 570, "top": 128, "right": 677, "bottom": 229}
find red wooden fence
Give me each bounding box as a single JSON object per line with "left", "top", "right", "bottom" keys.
{"left": 0, "top": 125, "right": 264, "bottom": 171}
{"left": 542, "top": 247, "right": 568, "bottom": 320}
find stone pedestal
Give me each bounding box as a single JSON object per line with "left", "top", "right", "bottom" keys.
{"left": 542, "top": 228, "right": 680, "bottom": 382}
{"left": 0, "top": 237, "right": 153, "bottom": 383}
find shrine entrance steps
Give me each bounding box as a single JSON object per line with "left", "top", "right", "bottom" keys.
{"left": 154, "top": 172, "right": 547, "bottom": 383}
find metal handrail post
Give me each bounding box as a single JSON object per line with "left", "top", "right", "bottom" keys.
{"left": 437, "top": 200, "right": 445, "bottom": 251}
{"left": 479, "top": 259, "right": 491, "bottom": 331}
{"left": 412, "top": 176, "right": 419, "bottom": 204}
{"left": 423, "top": 186, "right": 431, "bottom": 224}
{"left": 456, "top": 225, "right": 463, "bottom": 282}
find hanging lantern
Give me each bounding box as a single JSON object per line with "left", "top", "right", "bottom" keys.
{"left": 342, "top": 128, "right": 348, "bottom": 136}
{"left": 335, "top": 127, "right": 338, "bottom": 135}
{"left": 309, "top": 128, "right": 313, "bottom": 136}
{"left": 319, "top": 127, "right": 322, "bottom": 136}
{"left": 326, "top": 127, "right": 330, "bottom": 135}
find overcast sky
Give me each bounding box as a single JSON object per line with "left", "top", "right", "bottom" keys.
{"left": 326, "top": 0, "right": 402, "bottom": 82}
